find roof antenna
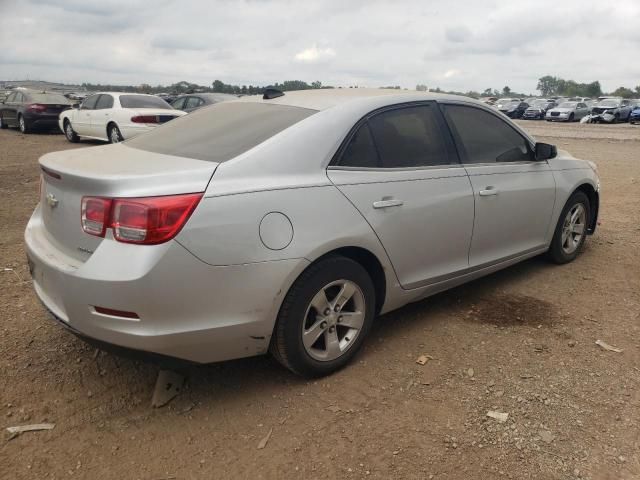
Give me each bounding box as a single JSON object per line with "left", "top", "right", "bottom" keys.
{"left": 263, "top": 88, "right": 284, "bottom": 100}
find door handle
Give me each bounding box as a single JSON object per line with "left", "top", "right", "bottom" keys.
{"left": 373, "top": 197, "right": 404, "bottom": 209}
{"left": 479, "top": 187, "right": 499, "bottom": 197}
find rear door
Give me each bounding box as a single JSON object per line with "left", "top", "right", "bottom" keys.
{"left": 440, "top": 103, "right": 556, "bottom": 268}
{"left": 75, "top": 94, "right": 99, "bottom": 135}
{"left": 1, "top": 92, "right": 17, "bottom": 125}
{"left": 327, "top": 102, "right": 474, "bottom": 289}
{"left": 90, "top": 94, "right": 114, "bottom": 138}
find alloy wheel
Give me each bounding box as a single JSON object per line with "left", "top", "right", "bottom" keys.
{"left": 561, "top": 203, "right": 586, "bottom": 254}
{"left": 302, "top": 279, "right": 366, "bottom": 362}
{"left": 19, "top": 116, "right": 25, "bottom": 133}
{"left": 65, "top": 123, "right": 74, "bottom": 141}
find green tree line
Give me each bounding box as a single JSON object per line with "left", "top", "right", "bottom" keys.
{"left": 536, "top": 75, "right": 640, "bottom": 98}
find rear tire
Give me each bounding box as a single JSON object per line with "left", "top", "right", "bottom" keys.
{"left": 64, "top": 120, "right": 79, "bottom": 143}
{"left": 18, "top": 114, "right": 29, "bottom": 134}
{"left": 548, "top": 191, "right": 590, "bottom": 264}
{"left": 0, "top": 114, "right": 7, "bottom": 129}
{"left": 108, "top": 123, "right": 123, "bottom": 143}
{"left": 271, "top": 256, "right": 376, "bottom": 377}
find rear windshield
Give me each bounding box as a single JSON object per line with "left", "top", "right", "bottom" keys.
{"left": 126, "top": 102, "right": 317, "bottom": 162}
{"left": 119, "top": 95, "right": 171, "bottom": 109}
{"left": 28, "top": 93, "right": 71, "bottom": 104}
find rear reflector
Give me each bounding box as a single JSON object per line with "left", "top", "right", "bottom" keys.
{"left": 93, "top": 306, "right": 140, "bottom": 319}
{"left": 81, "top": 197, "right": 112, "bottom": 237}
{"left": 81, "top": 193, "right": 202, "bottom": 245}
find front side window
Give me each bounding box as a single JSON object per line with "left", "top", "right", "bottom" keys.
{"left": 442, "top": 105, "right": 534, "bottom": 164}
{"left": 5, "top": 92, "right": 16, "bottom": 103}
{"left": 81, "top": 95, "right": 100, "bottom": 110}
{"left": 95, "top": 94, "right": 114, "bottom": 109}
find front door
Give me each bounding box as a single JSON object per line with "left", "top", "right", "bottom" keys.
{"left": 327, "top": 102, "right": 475, "bottom": 289}
{"left": 90, "top": 94, "right": 114, "bottom": 138}
{"left": 441, "top": 103, "right": 556, "bottom": 267}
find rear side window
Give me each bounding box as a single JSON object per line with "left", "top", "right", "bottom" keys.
{"left": 442, "top": 105, "right": 534, "bottom": 163}
{"left": 119, "top": 95, "right": 172, "bottom": 109}
{"left": 339, "top": 104, "right": 450, "bottom": 168}
{"left": 339, "top": 124, "right": 378, "bottom": 168}
{"left": 369, "top": 105, "right": 449, "bottom": 168}
{"left": 95, "top": 94, "right": 114, "bottom": 109}
{"left": 126, "top": 102, "right": 317, "bottom": 163}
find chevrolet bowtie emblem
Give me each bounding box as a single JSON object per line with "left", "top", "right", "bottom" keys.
{"left": 45, "top": 193, "right": 59, "bottom": 208}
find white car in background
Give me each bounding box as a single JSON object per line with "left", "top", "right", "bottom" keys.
{"left": 59, "top": 92, "right": 186, "bottom": 143}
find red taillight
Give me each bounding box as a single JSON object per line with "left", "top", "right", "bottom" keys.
{"left": 81, "top": 197, "right": 112, "bottom": 237}
{"left": 131, "top": 115, "right": 159, "bottom": 123}
{"left": 81, "top": 193, "right": 202, "bottom": 245}
{"left": 27, "top": 103, "right": 47, "bottom": 112}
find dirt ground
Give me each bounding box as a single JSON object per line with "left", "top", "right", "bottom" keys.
{"left": 0, "top": 121, "right": 639, "bottom": 480}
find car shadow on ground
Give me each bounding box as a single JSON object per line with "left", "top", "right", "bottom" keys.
{"left": 159, "top": 253, "right": 557, "bottom": 401}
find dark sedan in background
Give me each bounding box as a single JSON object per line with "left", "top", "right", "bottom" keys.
{"left": 0, "top": 90, "right": 73, "bottom": 133}
{"left": 522, "top": 98, "right": 557, "bottom": 120}
{"left": 171, "top": 92, "right": 237, "bottom": 113}
{"left": 495, "top": 98, "right": 529, "bottom": 118}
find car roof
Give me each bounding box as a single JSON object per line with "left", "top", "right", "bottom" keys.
{"left": 87, "top": 92, "right": 158, "bottom": 97}
{"left": 234, "top": 88, "right": 484, "bottom": 112}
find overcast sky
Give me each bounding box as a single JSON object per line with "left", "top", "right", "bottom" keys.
{"left": 1, "top": 0, "right": 639, "bottom": 93}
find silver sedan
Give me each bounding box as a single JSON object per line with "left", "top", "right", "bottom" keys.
{"left": 26, "top": 89, "right": 600, "bottom": 377}
{"left": 545, "top": 101, "right": 590, "bottom": 122}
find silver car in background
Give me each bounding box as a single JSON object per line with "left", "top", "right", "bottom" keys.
{"left": 545, "top": 101, "right": 590, "bottom": 121}
{"left": 26, "top": 89, "right": 600, "bottom": 377}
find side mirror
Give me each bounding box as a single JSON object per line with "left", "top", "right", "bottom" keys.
{"left": 73, "top": 103, "right": 80, "bottom": 109}
{"left": 535, "top": 142, "right": 557, "bottom": 160}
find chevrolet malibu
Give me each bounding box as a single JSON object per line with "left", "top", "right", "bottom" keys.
{"left": 26, "top": 89, "right": 600, "bottom": 377}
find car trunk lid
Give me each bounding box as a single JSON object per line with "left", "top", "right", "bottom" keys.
{"left": 38, "top": 143, "right": 217, "bottom": 262}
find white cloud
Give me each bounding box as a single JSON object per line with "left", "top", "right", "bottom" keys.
{"left": 443, "top": 69, "right": 461, "bottom": 79}
{"left": 294, "top": 45, "right": 336, "bottom": 63}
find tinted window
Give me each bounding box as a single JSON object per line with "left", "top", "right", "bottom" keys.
{"left": 82, "top": 95, "right": 100, "bottom": 110}
{"left": 120, "top": 95, "right": 171, "bottom": 109}
{"left": 368, "top": 105, "right": 449, "bottom": 168}
{"left": 185, "top": 97, "right": 201, "bottom": 109}
{"left": 127, "top": 102, "right": 316, "bottom": 162}
{"left": 95, "top": 94, "right": 114, "bottom": 109}
{"left": 443, "top": 105, "right": 533, "bottom": 163}
{"left": 339, "top": 124, "right": 379, "bottom": 168}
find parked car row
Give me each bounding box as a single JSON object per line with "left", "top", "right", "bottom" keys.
{"left": 488, "top": 95, "right": 640, "bottom": 124}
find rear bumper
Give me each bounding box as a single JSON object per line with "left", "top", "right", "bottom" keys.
{"left": 24, "top": 113, "right": 61, "bottom": 128}
{"left": 118, "top": 124, "right": 156, "bottom": 140}
{"left": 25, "top": 204, "right": 309, "bottom": 363}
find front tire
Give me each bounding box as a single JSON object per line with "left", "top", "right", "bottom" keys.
{"left": 0, "top": 114, "right": 7, "bottom": 129}
{"left": 271, "top": 256, "right": 376, "bottom": 377}
{"left": 108, "top": 123, "right": 123, "bottom": 143}
{"left": 64, "top": 120, "right": 79, "bottom": 143}
{"left": 548, "top": 191, "right": 590, "bottom": 264}
{"left": 569, "top": 113, "right": 575, "bottom": 122}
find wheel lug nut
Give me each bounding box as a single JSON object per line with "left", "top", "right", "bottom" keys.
{"left": 324, "top": 308, "right": 331, "bottom": 316}
{"left": 337, "top": 316, "right": 343, "bottom": 323}
{"left": 320, "top": 321, "right": 327, "bottom": 329}
{"left": 334, "top": 305, "right": 340, "bottom": 312}
{"left": 329, "top": 326, "right": 335, "bottom": 333}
